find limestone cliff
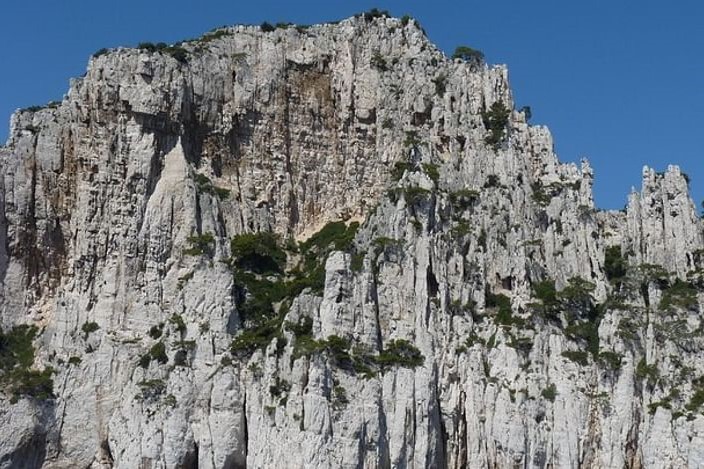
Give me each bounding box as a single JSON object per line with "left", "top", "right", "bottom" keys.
{"left": 1, "top": 13, "right": 704, "bottom": 469}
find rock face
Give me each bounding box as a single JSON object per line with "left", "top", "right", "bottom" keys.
{"left": 1, "top": 14, "right": 704, "bottom": 469}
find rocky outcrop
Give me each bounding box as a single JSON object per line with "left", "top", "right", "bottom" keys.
{"left": 1, "top": 13, "right": 703, "bottom": 469}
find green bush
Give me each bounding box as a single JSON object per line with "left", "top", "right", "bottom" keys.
{"left": 231, "top": 316, "right": 282, "bottom": 356}
{"left": 562, "top": 350, "right": 589, "bottom": 366}
{"left": 431, "top": 74, "right": 447, "bottom": 97}
{"left": 635, "top": 358, "right": 659, "bottom": 384}
{"left": 93, "top": 48, "right": 109, "bottom": 58}
{"left": 148, "top": 323, "right": 164, "bottom": 339}
{"left": 449, "top": 189, "right": 479, "bottom": 211}
{"left": 452, "top": 46, "right": 485, "bottom": 63}
{"left": 81, "top": 321, "right": 100, "bottom": 339}
{"left": 481, "top": 101, "right": 511, "bottom": 148}
{"left": 361, "top": 8, "right": 390, "bottom": 21}
{"left": 660, "top": 279, "right": 698, "bottom": 311}
{"left": 231, "top": 232, "right": 286, "bottom": 274}
{"left": 194, "top": 173, "right": 230, "bottom": 199}
{"left": 598, "top": 351, "right": 622, "bottom": 370}
{"left": 184, "top": 232, "right": 215, "bottom": 256}
{"left": 0, "top": 325, "right": 55, "bottom": 401}
{"left": 371, "top": 52, "right": 388, "bottom": 71}
{"left": 149, "top": 342, "right": 168, "bottom": 364}
{"left": 422, "top": 163, "right": 440, "bottom": 184}
{"left": 604, "top": 246, "right": 627, "bottom": 284}
{"left": 260, "top": 22, "right": 276, "bottom": 32}
{"left": 541, "top": 383, "right": 557, "bottom": 402}
{"left": 400, "top": 15, "right": 412, "bottom": 26}
{"left": 169, "top": 314, "right": 187, "bottom": 335}
{"left": 375, "top": 339, "right": 424, "bottom": 369}
{"left": 391, "top": 161, "right": 415, "bottom": 181}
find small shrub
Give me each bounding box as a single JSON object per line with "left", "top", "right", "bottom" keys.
{"left": 194, "top": 173, "right": 230, "bottom": 199}
{"left": 81, "top": 321, "right": 100, "bottom": 339}
{"left": 422, "top": 163, "right": 440, "bottom": 184}
{"left": 391, "top": 161, "right": 414, "bottom": 181}
{"left": 231, "top": 232, "right": 286, "bottom": 274}
{"left": 92, "top": 48, "right": 109, "bottom": 58}
{"left": 452, "top": 46, "right": 485, "bottom": 63}
{"left": 269, "top": 376, "right": 291, "bottom": 398}
{"left": 541, "top": 384, "right": 557, "bottom": 402}
{"left": 375, "top": 339, "right": 424, "bottom": 369}
{"left": 562, "top": 350, "right": 589, "bottom": 366}
{"left": 635, "top": 359, "right": 659, "bottom": 384}
{"left": 598, "top": 351, "right": 622, "bottom": 370}
{"left": 260, "top": 22, "right": 276, "bottom": 32}
{"left": 404, "top": 131, "right": 421, "bottom": 148}
{"left": 431, "top": 74, "right": 447, "bottom": 97}
{"left": 169, "top": 314, "right": 187, "bottom": 335}
{"left": 401, "top": 15, "right": 412, "bottom": 26}
{"left": 361, "top": 8, "right": 390, "bottom": 21}
{"left": 148, "top": 323, "right": 164, "bottom": 339}
{"left": 481, "top": 101, "right": 511, "bottom": 148}
{"left": 68, "top": 356, "right": 82, "bottom": 366}
{"left": 371, "top": 52, "right": 388, "bottom": 71}
{"left": 149, "top": 342, "right": 168, "bottom": 364}
{"left": 449, "top": 189, "right": 479, "bottom": 211}
{"left": 660, "top": 279, "right": 698, "bottom": 311}
{"left": 184, "top": 232, "right": 215, "bottom": 256}
{"left": 604, "top": 246, "right": 627, "bottom": 284}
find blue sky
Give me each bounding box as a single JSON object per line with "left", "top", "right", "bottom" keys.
{"left": 2, "top": 1, "right": 703, "bottom": 210}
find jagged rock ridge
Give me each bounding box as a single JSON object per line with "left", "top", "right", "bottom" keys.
{"left": 1, "top": 12, "right": 704, "bottom": 469}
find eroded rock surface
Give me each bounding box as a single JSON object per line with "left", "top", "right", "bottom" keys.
{"left": 1, "top": 14, "right": 704, "bottom": 469}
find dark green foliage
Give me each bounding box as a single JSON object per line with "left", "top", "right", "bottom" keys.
{"left": 138, "top": 379, "right": 166, "bottom": 400}
{"left": 92, "top": 48, "right": 109, "bottom": 58}
{"left": 562, "top": 350, "right": 589, "bottom": 366}
{"left": 199, "top": 29, "right": 230, "bottom": 43}
{"left": 382, "top": 118, "right": 394, "bottom": 129}
{"left": 138, "top": 42, "right": 158, "bottom": 52}
{"left": 541, "top": 384, "right": 557, "bottom": 402}
{"left": 635, "top": 359, "right": 659, "bottom": 383}
{"left": 194, "top": 173, "right": 230, "bottom": 199}
{"left": 165, "top": 46, "right": 188, "bottom": 63}
{"left": 432, "top": 74, "right": 447, "bottom": 96}
{"left": 260, "top": 22, "right": 276, "bottom": 32}
{"left": 299, "top": 222, "right": 359, "bottom": 254}
{"left": 481, "top": 101, "right": 511, "bottom": 148}
{"left": 686, "top": 388, "right": 704, "bottom": 412}
{"left": 486, "top": 291, "right": 523, "bottom": 327}
{"left": 275, "top": 22, "right": 292, "bottom": 30}
{"left": 422, "top": 163, "right": 440, "bottom": 184}
{"left": 361, "top": 8, "right": 390, "bottom": 21}
{"left": 604, "top": 246, "right": 627, "bottom": 284}
{"left": 660, "top": 279, "right": 698, "bottom": 311}
{"left": 449, "top": 189, "right": 479, "bottom": 211}
{"left": 404, "top": 131, "right": 421, "bottom": 148}
{"left": 149, "top": 342, "right": 168, "bottom": 364}
{"left": 391, "top": 161, "right": 414, "bottom": 181}
{"left": 231, "top": 232, "right": 286, "bottom": 274}
{"left": 148, "top": 323, "right": 164, "bottom": 339}
{"left": 533, "top": 280, "right": 558, "bottom": 306}
{"left": 565, "top": 321, "right": 600, "bottom": 358}
{"left": 68, "top": 356, "right": 82, "bottom": 365}
{"left": 269, "top": 376, "right": 291, "bottom": 398}
{"left": 477, "top": 229, "right": 487, "bottom": 250}
{"left": 184, "top": 232, "right": 215, "bottom": 256}
{"left": 371, "top": 52, "right": 387, "bottom": 71}
{"left": 169, "top": 314, "right": 186, "bottom": 335}
{"left": 21, "top": 106, "right": 43, "bottom": 113}
{"left": 519, "top": 106, "right": 532, "bottom": 121}
{"left": 401, "top": 187, "right": 431, "bottom": 206}
{"left": 231, "top": 316, "right": 282, "bottom": 356}
{"left": 598, "top": 351, "right": 622, "bottom": 370}
{"left": 375, "top": 339, "right": 424, "bottom": 369}
{"left": 531, "top": 181, "right": 553, "bottom": 206}
{"left": 400, "top": 15, "right": 412, "bottom": 26}
{"left": 0, "top": 325, "right": 55, "bottom": 401}
{"left": 350, "top": 252, "right": 365, "bottom": 272}
{"left": 81, "top": 321, "right": 100, "bottom": 339}
{"left": 452, "top": 46, "right": 485, "bottom": 63}
{"left": 484, "top": 175, "right": 500, "bottom": 188}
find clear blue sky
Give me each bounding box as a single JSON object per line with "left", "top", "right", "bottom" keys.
{"left": 2, "top": 1, "right": 703, "bottom": 210}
